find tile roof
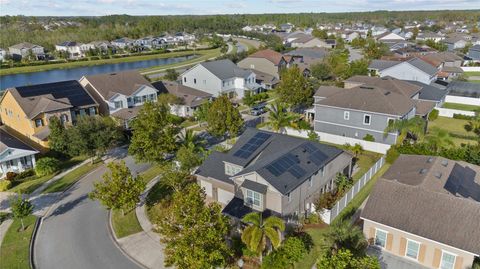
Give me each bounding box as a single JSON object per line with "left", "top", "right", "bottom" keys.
{"left": 199, "top": 59, "right": 253, "bottom": 80}
{"left": 362, "top": 155, "right": 480, "bottom": 254}
{"left": 153, "top": 81, "right": 212, "bottom": 107}
{"left": 249, "top": 49, "right": 285, "bottom": 65}
{"left": 5, "top": 80, "right": 97, "bottom": 119}
{"left": 82, "top": 71, "right": 155, "bottom": 100}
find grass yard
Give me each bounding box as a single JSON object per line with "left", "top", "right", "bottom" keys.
{"left": 111, "top": 209, "right": 143, "bottom": 239}
{"left": 140, "top": 165, "right": 164, "bottom": 183}
{"left": 442, "top": 102, "right": 480, "bottom": 111}
{"left": 0, "top": 215, "right": 37, "bottom": 269}
{"left": 294, "top": 227, "right": 330, "bottom": 269}
{"left": 352, "top": 151, "right": 382, "bottom": 181}
{"left": 428, "top": 116, "right": 477, "bottom": 146}
{"left": 141, "top": 48, "right": 221, "bottom": 74}
{"left": 463, "top": 71, "right": 480, "bottom": 77}
{"left": 42, "top": 161, "right": 103, "bottom": 193}
{"left": 180, "top": 120, "right": 198, "bottom": 128}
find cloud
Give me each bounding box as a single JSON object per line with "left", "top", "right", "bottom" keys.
{"left": 226, "top": 2, "right": 247, "bottom": 8}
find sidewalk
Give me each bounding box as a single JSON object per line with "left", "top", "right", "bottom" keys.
{"left": 114, "top": 177, "right": 168, "bottom": 269}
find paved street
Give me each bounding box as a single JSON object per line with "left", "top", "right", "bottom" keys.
{"left": 34, "top": 152, "right": 150, "bottom": 269}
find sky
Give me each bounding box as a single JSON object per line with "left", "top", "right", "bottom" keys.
{"left": 0, "top": 0, "right": 479, "bottom": 16}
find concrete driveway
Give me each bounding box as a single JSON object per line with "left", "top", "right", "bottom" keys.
{"left": 34, "top": 152, "right": 150, "bottom": 269}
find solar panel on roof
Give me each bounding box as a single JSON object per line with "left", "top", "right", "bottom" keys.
{"left": 233, "top": 132, "right": 271, "bottom": 159}
{"left": 302, "top": 143, "right": 317, "bottom": 153}
{"left": 289, "top": 165, "right": 306, "bottom": 179}
{"left": 444, "top": 164, "right": 480, "bottom": 201}
{"left": 309, "top": 150, "right": 328, "bottom": 165}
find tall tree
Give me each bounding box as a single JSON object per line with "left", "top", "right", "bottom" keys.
{"left": 89, "top": 161, "right": 146, "bottom": 215}
{"left": 322, "top": 220, "right": 368, "bottom": 257}
{"left": 310, "top": 62, "right": 333, "bottom": 81}
{"left": 47, "top": 116, "right": 70, "bottom": 155}
{"left": 265, "top": 102, "right": 301, "bottom": 133}
{"left": 129, "top": 102, "right": 180, "bottom": 164}
{"left": 384, "top": 117, "right": 426, "bottom": 144}
{"left": 158, "top": 184, "right": 232, "bottom": 269}
{"left": 241, "top": 212, "right": 285, "bottom": 262}
{"left": 312, "top": 29, "right": 328, "bottom": 39}
{"left": 363, "top": 38, "right": 389, "bottom": 59}
{"left": 277, "top": 66, "right": 314, "bottom": 108}
{"left": 164, "top": 68, "right": 179, "bottom": 81}
{"left": 206, "top": 95, "right": 244, "bottom": 138}
{"left": 10, "top": 195, "right": 34, "bottom": 231}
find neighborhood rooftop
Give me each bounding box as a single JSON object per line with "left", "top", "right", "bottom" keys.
{"left": 198, "top": 59, "right": 253, "bottom": 79}
{"left": 81, "top": 70, "right": 154, "bottom": 99}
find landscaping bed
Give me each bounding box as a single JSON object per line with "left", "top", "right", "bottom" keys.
{"left": 0, "top": 215, "right": 37, "bottom": 269}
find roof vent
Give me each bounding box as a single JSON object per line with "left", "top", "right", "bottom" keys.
{"left": 427, "top": 157, "right": 433, "bottom": 163}
{"left": 360, "top": 86, "right": 375, "bottom": 90}
{"left": 110, "top": 73, "right": 117, "bottom": 76}
{"left": 419, "top": 168, "right": 428, "bottom": 174}
{"left": 384, "top": 91, "right": 391, "bottom": 96}
{"left": 441, "top": 160, "right": 448, "bottom": 167}
{"left": 434, "top": 172, "right": 442, "bottom": 179}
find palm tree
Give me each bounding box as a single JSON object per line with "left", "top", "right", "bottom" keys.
{"left": 425, "top": 127, "right": 454, "bottom": 152}
{"left": 178, "top": 129, "right": 205, "bottom": 153}
{"left": 241, "top": 212, "right": 285, "bottom": 262}
{"left": 265, "top": 102, "right": 301, "bottom": 133}
{"left": 344, "top": 143, "right": 364, "bottom": 162}
{"left": 323, "top": 220, "right": 368, "bottom": 257}
{"left": 384, "top": 117, "right": 426, "bottom": 144}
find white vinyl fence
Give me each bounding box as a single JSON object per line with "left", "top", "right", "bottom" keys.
{"left": 320, "top": 156, "right": 386, "bottom": 224}
{"left": 461, "top": 67, "right": 480, "bottom": 72}
{"left": 436, "top": 107, "right": 476, "bottom": 118}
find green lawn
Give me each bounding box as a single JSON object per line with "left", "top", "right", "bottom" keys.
{"left": 352, "top": 151, "right": 382, "bottom": 181}
{"left": 139, "top": 165, "right": 164, "bottom": 183}
{"left": 42, "top": 161, "right": 102, "bottom": 193}
{"left": 8, "top": 156, "right": 87, "bottom": 194}
{"left": 0, "top": 215, "right": 37, "bottom": 269}
{"left": 111, "top": 209, "right": 143, "bottom": 239}
{"left": 294, "top": 227, "right": 330, "bottom": 269}
{"left": 180, "top": 120, "right": 198, "bottom": 128}
{"left": 141, "top": 48, "right": 221, "bottom": 74}
{"left": 442, "top": 102, "right": 480, "bottom": 111}
{"left": 428, "top": 116, "right": 477, "bottom": 146}
{"left": 464, "top": 71, "right": 480, "bottom": 77}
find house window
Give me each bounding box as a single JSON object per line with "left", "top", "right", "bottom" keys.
{"left": 60, "top": 114, "right": 69, "bottom": 124}
{"left": 374, "top": 229, "right": 387, "bottom": 248}
{"left": 183, "top": 77, "right": 186, "bottom": 83}
{"left": 194, "top": 78, "right": 197, "bottom": 84}
{"left": 344, "top": 111, "right": 350, "bottom": 120}
{"left": 35, "top": 119, "right": 43, "bottom": 127}
{"left": 287, "top": 192, "right": 291, "bottom": 202}
{"left": 114, "top": 101, "right": 123, "bottom": 109}
{"left": 308, "top": 177, "right": 313, "bottom": 187}
{"left": 89, "top": 107, "right": 96, "bottom": 115}
{"left": 406, "top": 240, "right": 420, "bottom": 260}
{"left": 134, "top": 96, "right": 141, "bottom": 104}
{"left": 363, "top": 114, "right": 371, "bottom": 125}
{"left": 142, "top": 95, "right": 148, "bottom": 102}
{"left": 149, "top": 94, "right": 155, "bottom": 101}
{"left": 387, "top": 118, "right": 395, "bottom": 127}
{"left": 246, "top": 189, "right": 262, "bottom": 207}
{"left": 320, "top": 167, "right": 325, "bottom": 177}
{"left": 440, "top": 251, "right": 456, "bottom": 269}
{"left": 222, "top": 81, "right": 226, "bottom": 87}
{"left": 127, "top": 97, "right": 132, "bottom": 103}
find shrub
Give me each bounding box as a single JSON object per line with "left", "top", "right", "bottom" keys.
{"left": 363, "top": 134, "right": 375, "bottom": 142}
{"left": 428, "top": 109, "right": 439, "bottom": 121}
{"left": 303, "top": 213, "right": 321, "bottom": 224}
{"left": 35, "top": 157, "right": 61, "bottom": 176}
{"left": 296, "top": 119, "right": 312, "bottom": 130}
{"left": 0, "top": 180, "right": 12, "bottom": 191}
{"left": 90, "top": 56, "right": 100, "bottom": 60}
{"left": 386, "top": 147, "right": 400, "bottom": 164}
{"left": 315, "top": 191, "right": 338, "bottom": 211}
{"left": 17, "top": 169, "right": 35, "bottom": 180}
{"left": 5, "top": 172, "right": 18, "bottom": 181}
{"left": 453, "top": 114, "right": 474, "bottom": 120}
{"left": 262, "top": 237, "right": 308, "bottom": 269}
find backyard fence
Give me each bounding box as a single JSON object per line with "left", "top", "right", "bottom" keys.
{"left": 320, "top": 156, "right": 385, "bottom": 224}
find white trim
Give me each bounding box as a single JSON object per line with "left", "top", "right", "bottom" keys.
{"left": 440, "top": 250, "right": 457, "bottom": 269}
{"left": 314, "top": 119, "right": 398, "bottom": 136}
{"left": 361, "top": 218, "right": 479, "bottom": 256}
{"left": 374, "top": 228, "right": 388, "bottom": 248}
{"left": 405, "top": 238, "right": 421, "bottom": 261}
{"left": 363, "top": 114, "right": 372, "bottom": 125}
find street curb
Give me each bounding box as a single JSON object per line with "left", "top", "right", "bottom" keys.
{"left": 107, "top": 210, "right": 149, "bottom": 269}
{"left": 29, "top": 217, "right": 42, "bottom": 269}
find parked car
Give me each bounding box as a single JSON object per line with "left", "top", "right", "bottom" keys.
{"left": 251, "top": 108, "right": 264, "bottom": 116}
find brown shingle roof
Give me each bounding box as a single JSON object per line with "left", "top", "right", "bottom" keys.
{"left": 414, "top": 100, "right": 436, "bottom": 116}
{"left": 345, "top": 76, "right": 422, "bottom": 98}
{"left": 362, "top": 155, "right": 480, "bottom": 254}
{"left": 420, "top": 52, "right": 463, "bottom": 67}
{"left": 82, "top": 71, "right": 154, "bottom": 100}
{"left": 110, "top": 106, "right": 141, "bottom": 121}
{"left": 314, "top": 86, "right": 343, "bottom": 98}
{"left": 153, "top": 81, "right": 212, "bottom": 107}
{"left": 249, "top": 49, "right": 285, "bottom": 65}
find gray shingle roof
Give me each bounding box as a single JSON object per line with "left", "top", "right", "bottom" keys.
{"left": 405, "top": 80, "right": 448, "bottom": 102}
{"left": 285, "top": 47, "right": 328, "bottom": 59}
{"left": 447, "top": 81, "right": 480, "bottom": 98}
{"left": 362, "top": 155, "right": 480, "bottom": 254}
{"left": 345, "top": 76, "right": 421, "bottom": 98}
{"left": 369, "top": 60, "right": 399, "bottom": 71}
{"left": 195, "top": 151, "right": 232, "bottom": 184}
{"left": 82, "top": 71, "right": 155, "bottom": 100}
{"left": 199, "top": 59, "right": 253, "bottom": 80}
{"left": 407, "top": 58, "right": 438, "bottom": 76}
{"left": 0, "top": 127, "right": 38, "bottom": 155}
{"left": 153, "top": 81, "right": 212, "bottom": 107}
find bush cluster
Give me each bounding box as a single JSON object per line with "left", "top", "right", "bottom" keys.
{"left": 35, "top": 157, "right": 61, "bottom": 176}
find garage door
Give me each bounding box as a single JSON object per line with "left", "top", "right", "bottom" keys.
{"left": 200, "top": 180, "right": 213, "bottom": 197}
{"left": 217, "top": 188, "right": 234, "bottom": 205}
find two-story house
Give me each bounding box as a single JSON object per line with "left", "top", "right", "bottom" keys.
{"left": 237, "top": 49, "right": 291, "bottom": 79}
{"left": 55, "top": 41, "right": 95, "bottom": 58}
{"left": 314, "top": 77, "right": 421, "bottom": 147}
{"left": 79, "top": 71, "right": 158, "bottom": 128}
{"left": 0, "top": 127, "right": 39, "bottom": 178}
{"left": 8, "top": 42, "right": 45, "bottom": 60}
{"left": 362, "top": 155, "right": 480, "bottom": 269}
{"left": 368, "top": 58, "right": 438, "bottom": 85}
{"left": 181, "top": 59, "right": 260, "bottom": 99}
{"left": 195, "top": 128, "right": 352, "bottom": 220}
{"left": 0, "top": 80, "right": 98, "bottom": 148}
{"left": 420, "top": 52, "right": 464, "bottom": 81}
{"left": 111, "top": 37, "right": 135, "bottom": 49}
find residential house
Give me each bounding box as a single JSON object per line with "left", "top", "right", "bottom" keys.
{"left": 89, "top": 41, "right": 112, "bottom": 52}
{"left": 251, "top": 70, "right": 280, "bottom": 90}
{"left": 290, "top": 36, "right": 335, "bottom": 49}
{"left": 314, "top": 76, "right": 422, "bottom": 146}
{"left": 79, "top": 71, "right": 158, "bottom": 128}
{"left": 181, "top": 59, "right": 260, "bottom": 99}
{"left": 134, "top": 36, "right": 163, "bottom": 49}
{"left": 195, "top": 128, "right": 352, "bottom": 219}
{"left": 368, "top": 58, "right": 438, "bottom": 85}
{"left": 8, "top": 42, "right": 45, "bottom": 60}
{"left": 0, "top": 80, "right": 98, "bottom": 148}
{"left": 467, "top": 44, "right": 480, "bottom": 62}
{"left": 0, "top": 127, "right": 38, "bottom": 178}
{"left": 416, "top": 31, "right": 445, "bottom": 42}
{"left": 153, "top": 81, "right": 212, "bottom": 117}
{"left": 285, "top": 47, "right": 329, "bottom": 71}
{"left": 420, "top": 52, "right": 464, "bottom": 81}
{"left": 0, "top": 48, "right": 6, "bottom": 61}
{"left": 55, "top": 41, "right": 94, "bottom": 58}
{"left": 361, "top": 155, "right": 480, "bottom": 269}
{"left": 442, "top": 36, "right": 468, "bottom": 51}
{"left": 344, "top": 31, "right": 360, "bottom": 42}
{"left": 111, "top": 37, "right": 135, "bottom": 49}
{"left": 393, "top": 45, "right": 437, "bottom": 58}
{"left": 237, "top": 49, "right": 290, "bottom": 79}
{"left": 405, "top": 80, "right": 448, "bottom": 108}
{"left": 174, "top": 32, "right": 196, "bottom": 45}
{"left": 376, "top": 32, "right": 406, "bottom": 43}
{"left": 280, "top": 23, "right": 294, "bottom": 33}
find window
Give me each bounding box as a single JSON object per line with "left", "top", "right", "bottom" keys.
{"left": 35, "top": 119, "right": 43, "bottom": 127}
{"left": 287, "top": 192, "right": 291, "bottom": 202}
{"left": 142, "top": 95, "right": 148, "bottom": 102}
{"left": 60, "top": 114, "right": 69, "bottom": 124}
{"left": 387, "top": 118, "right": 395, "bottom": 126}
{"left": 344, "top": 111, "right": 350, "bottom": 120}
{"left": 406, "top": 240, "right": 420, "bottom": 260}
{"left": 320, "top": 167, "right": 325, "bottom": 177}
{"left": 194, "top": 78, "right": 197, "bottom": 84}
{"left": 225, "top": 164, "right": 241, "bottom": 176}
{"left": 222, "top": 81, "right": 225, "bottom": 87}
{"left": 127, "top": 97, "right": 132, "bottom": 103}
{"left": 183, "top": 77, "right": 186, "bottom": 83}
{"left": 363, "top": 114, "right": 371, "bottom": 125}
{"left": 440, "top": 251, "right": 456, "bottom": 269}
{"left": 89, "top": 107, "right": 96, "bottom": 115}
{"left": 246, "top": 189, "right": 262, "bottom": 207}
{"left": 134, "top": 96, "right": 141, "bottom": 104}
{"left": 374, "top": 229, "right": 387, "bottom": 248}
{"left": 308, "top": 177, "right": 313, "bottom": 187}
{"left": 149, "top": 94, "right": 155, "bottom": 101}
{"left": 114, "top": 101, "right": 123, "bottom": 109}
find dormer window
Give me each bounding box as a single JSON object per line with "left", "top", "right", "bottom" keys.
{"left": 35, "top": 119, "right": 43, "bottom": 127}
{"left": 246, "top": 189, "right": 262, "bottom": 207}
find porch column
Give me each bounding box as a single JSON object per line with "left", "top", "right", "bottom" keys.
{"left": 31, "top": 155, "right": 36, "bottom": 167}
{"left": 17, "top": 158, "right": 23, "bottom": 172}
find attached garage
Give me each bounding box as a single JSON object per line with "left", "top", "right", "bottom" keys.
{"left": 217, "top": 188, "right": 234, "bottom": 205}
{"left": 200, "top": 180, "right": 213, "bottom": 197}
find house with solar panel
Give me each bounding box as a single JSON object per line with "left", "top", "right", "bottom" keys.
{"left": 195, "top": 128, "right": 352, "bottom": 220}
{"left": 361, "top": 155, "right": 480, "bottom": 269}
{"left": 0, "top": 80, "right": 98, "bottom": 149}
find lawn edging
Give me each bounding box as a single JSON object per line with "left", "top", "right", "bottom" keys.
{"left": 29, "top": 217, "right": 42, "bottom": 269}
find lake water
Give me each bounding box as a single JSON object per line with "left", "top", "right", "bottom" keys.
{"left": 0, "top": 54, "right": 196, "bottom": 90}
